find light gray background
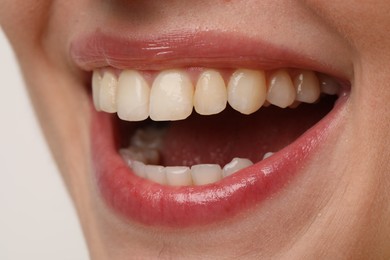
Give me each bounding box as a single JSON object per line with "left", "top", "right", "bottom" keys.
{"left": 0, "top": 29, "right": 89, "bottom": 259}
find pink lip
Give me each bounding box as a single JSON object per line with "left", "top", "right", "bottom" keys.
{"left": 70, "top": 30, "right": 345, "bottom": 77}
{"left": 72, "top": 31, "right": 348, "bottom": 227}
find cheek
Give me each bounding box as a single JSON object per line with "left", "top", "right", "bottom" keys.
{"left": 0, "top": 0, "right": 53, "bottom": 55}
{"left": 303, "top": 0, "right": 390, "bottom": 52}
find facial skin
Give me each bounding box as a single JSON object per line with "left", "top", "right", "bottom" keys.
{"left": 1, "top": 1, "right": 390, "bottom": 259}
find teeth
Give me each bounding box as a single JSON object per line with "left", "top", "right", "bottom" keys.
{"left": 117, "top": 70, "right": 150, "bottom": 121}
{"left": 194, "top": 70, "right": 227, "bottom": 115}
{"left": 99, "top": 71, "right": 118, "bottom": 113}
{"left": 149, "top": 70, "right": 194, "bottom": 121}
{"left": 122, "top": 151, "right": 274, "bottom": 186}
{"left": 222, "top": 158, "right": 253, "bottom": 177}
{"left": 227, "top": 69, "right": 267, "bottom": 114}
{"left": 144, "top": 165, "right": 167, "bottom": 185}
{"left": 266, "top": 70, "right": 296, "bottom": 108}
{"left": 191, "top": 164, "right": 222, "bottom": 185}
{"left": 263, "top": 152, "right": 274, "bottom": 159}
{"left": 293, "top": 70, "right": 321, "bottom": 103}
{"left": 132, "top": 161, "right": 146, "bottom": 178}
{"left": 123, "top": 147, "right": 149, "bottom": 163}
{"left": 92, "top": 71, "right": 102, "bottom": 111}
{"left": 166, "top": 166, "right": 193, "bottom": 186}
{"left": 93, "top": 68, "right": 340, "bottom": 120}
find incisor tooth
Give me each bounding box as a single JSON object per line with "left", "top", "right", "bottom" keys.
{"left": 149, "top": 70, "right": 194, "bottom": 121}
{"left": 144, "top": 165, "right": 167, "bottom": 185}
{"left": 117, "top": 70, "right": 150, "bottom": 121}
{"left": 267, "top": 70, "right": 296, "bottom": 108}
{"left": 92, "top": 71, "right": 102, "bottom": 111}
{"left": 227, "top": 69, "right": 267, "bottom": 114}
{"left": 191, "top": 164, "right": 222, "bottom": 185}
{"left": 222, "top": 158, "right": 253, "bottom": 177}
{"left": 293, "top": 70, "right": 320, "bottom": 103}
{"left": 100, "top": 71, "right": 118, "bottom": 113}
{"left": 166, "top": 166, "right": 192, "bottom": 186}
{"left": 194, "top": 70, "right": 227, "bottom": 115}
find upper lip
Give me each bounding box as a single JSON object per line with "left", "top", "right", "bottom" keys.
{"left": 75, "top": 29, "right": 350, "bottom": 227}
{"left": 70, "top": 30, "right": 350, "bottom": 79}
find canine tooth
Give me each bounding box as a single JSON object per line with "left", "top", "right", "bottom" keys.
{"left": 227, "top": 69, "right": 267, "bottom": 114}
{"left": 100, "top": 71, "right": 118, "bottom": 113}
{"left": 194, "top": 70, "right": 227, "bottom": 115}
{"left": 132, "top": 161, "right": 146, "bottom": 178}
{"left": 263, "top": 152, "right": 274, "bottom": 159}
{"left": 191, "top": 164, "right": 222, "bottom": 185}
{"left": 293, "top": 70, "right": 320, "bottom": 103}
{"left": 222, "top": 158, "right": 253, "bottom": 177}
{"left": 318, "top": 74, "right": 339, "bottom": 95}
{"left": 92, "top": 71, "right": 102, "bottom": 111}
{"left": 117, "top": 70, "right": 150, "bottom": 121}
{"left": 267, "top": 70, "right": 296, "bottom": 108}
{"left": 150, "top": 70, "right": 194, "bottom": 121}
{"left": 144, "top": 165, "right": 167, "bottom": 185}
{"left": 166, "top": 166, "right": 192, "bottom": 186}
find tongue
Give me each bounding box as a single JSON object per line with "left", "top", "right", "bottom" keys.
{"left": 161, "top": 98, "right": 334, "bottom": 166}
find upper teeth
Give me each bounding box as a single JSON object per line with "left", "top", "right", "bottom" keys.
{"left": 92, "top": 68, "right": 340, "bottom": 121}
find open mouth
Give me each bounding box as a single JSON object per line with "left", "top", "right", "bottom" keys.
{"left": 71, "top": 31, "right": 349, "bottom": 227}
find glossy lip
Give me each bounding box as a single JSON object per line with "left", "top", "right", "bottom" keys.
{"left": 70, "top": 30, "right": 348, "bottom": 78}
{"left": 72, "top": 30, "right": 349, "bottom": 227}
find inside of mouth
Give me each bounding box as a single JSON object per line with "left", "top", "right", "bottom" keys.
{"left": 116, "top": 95, "right": 336, "bottom": 175}
{"left": 92, "top": 66, "right": 346, "bottom": 186}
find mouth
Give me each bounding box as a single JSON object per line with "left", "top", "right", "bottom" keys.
{"left": 71, "top": 30, "right": 349, "bottom": 227}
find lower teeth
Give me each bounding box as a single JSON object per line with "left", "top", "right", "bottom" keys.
{"left": 118, "top": 95, "right": 337, "bottom": 186}
{"left": 120, "top": 134, "right": 272, "bottom": 186}
{"left": 119, "top": 123, "right": 269, "bottom": 186}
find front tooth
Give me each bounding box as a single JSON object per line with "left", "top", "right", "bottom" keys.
{"left": 100, "top": 71, "right": 118, "bottom": 113}
{"left": 166, "top": 166, "right": 192, "bottom": 186}
{"left": 149, "top": 70, "right": 194, "bottom": 121}
{"left": 116, "top": 70, "right": 150, "bottom": 121}
{"left": 227, "top": 69, "right": 267, "bottom": 115}
{"left": 144, "top": 165, "right": 167, "bottom": 185}
{"left": 194, "top": 70, "right": 227, "bottom": 115}
{"left": 222, "top": 158, "right": 253, "bottom": 177}
{"left": 191, "top": 164, "right": 222, "bottom": 185}
{"left": 266, "top": 70, "right": 296, "bottom": 108}
{"left": 293, "top": 70, "right": 320, "bottom": 103}
{"left": 92, "top": 71, "right": 102, "bottom": 111}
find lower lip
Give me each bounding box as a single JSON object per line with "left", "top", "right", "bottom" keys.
{"left": 92, "top": 96, "right": 347, "bottom": 227}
